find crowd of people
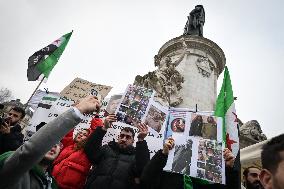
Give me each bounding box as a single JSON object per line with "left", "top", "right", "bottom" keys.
{"left": 0, "top": 95, "right": 284, "bottom": 189}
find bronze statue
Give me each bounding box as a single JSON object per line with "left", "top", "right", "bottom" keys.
{"left": 184, "top": 5, "right": 205, "bottom": 37}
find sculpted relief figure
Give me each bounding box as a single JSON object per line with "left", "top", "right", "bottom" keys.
{"left": 135, "top": 49, "right": 188, "bottom": 107}
{"left": 239, "top": 120, "right": 267, "bottom": 142}
{"left": 184, "top": 5, "right": 205, "bottom": 37}
{"left": 196, "top": 56, "right": 215, "bottom": 77}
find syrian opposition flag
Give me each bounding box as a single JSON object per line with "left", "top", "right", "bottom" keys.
{"left": 27, "top": 31, "right": 73, "bottom": 81}
{"left": 214, "top": 66, "right": 239, "bottom": 158}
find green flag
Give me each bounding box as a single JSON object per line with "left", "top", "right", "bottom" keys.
{"left": 184, "top": 175, "right": 210, "bottom": 189}
{"left": 214, "top": 66, "right": 239, "bottom": 157}
{"left": 27, "top": 31, "right": 73, "bottom": 81}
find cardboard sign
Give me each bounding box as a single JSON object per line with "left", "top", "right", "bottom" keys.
{"left": 60, "top": 77, "right": 112, "bottom": 102}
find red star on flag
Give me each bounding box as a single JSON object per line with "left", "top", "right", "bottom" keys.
{"left": 232, "top": 112, "right": 238, "bottom": 123}
{"left": 226, "top": 133, "right": 237, "bottom": 151}
{"left": 54, "top": 39, "right": 61, "bottom": 44}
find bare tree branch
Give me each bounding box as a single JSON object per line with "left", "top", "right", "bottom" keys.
{"left": 0, "top": 87, "right": 12, "bottom": 103}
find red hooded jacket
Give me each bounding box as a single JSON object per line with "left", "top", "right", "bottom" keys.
{"left": 52, "top": 117, "right": 103, "bottom": 189}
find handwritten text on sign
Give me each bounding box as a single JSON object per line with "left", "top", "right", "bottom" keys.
{"left": 60, "top": 77, "right": 112, "bottom": 102}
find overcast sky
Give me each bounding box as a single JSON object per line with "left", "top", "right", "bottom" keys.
{"left": 0, "top": 0, "right": 283, "bottom": 138}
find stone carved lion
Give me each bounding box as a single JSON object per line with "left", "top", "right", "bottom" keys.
{"left": 239, "top": 120, "right": 267, "bottom": 142}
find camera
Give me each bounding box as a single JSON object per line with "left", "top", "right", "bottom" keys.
{"left": 0, "top": 116, "right": 6, "bottom": 126}
{"left": 0, "top": 103, "right": 7, "bottom": 126}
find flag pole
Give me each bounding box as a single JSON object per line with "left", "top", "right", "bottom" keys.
{"left": 24, "top": 76, "right": 45, "bottom": 109}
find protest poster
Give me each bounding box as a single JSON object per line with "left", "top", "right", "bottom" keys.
{"left": 60, "top": 77, "right": 112, "bottom": 102}
{"left": 27, "top": 89, "right": 60, "bottom": 111}
{"left": 24, "top": 93, "right": 60, "bottom": 141}
{"left": 115, "top": 85, "right": 155, "bottom": 127}
{"left": 163, "top": 110, "right": 225, "bottom": 184}
{"left": 143, "top": 103, "right": 168, "bottom": 133}
{"left": 105, "top": 94, "right": 123, "bottom": 114}
{"left": 102, "top": 99, "right": 168, "bottom": 157}
{"left": 24, "top": 94, "right": 110, "bottom": 141}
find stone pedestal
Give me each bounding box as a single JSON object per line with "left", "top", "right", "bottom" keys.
{"left": 156, "top": 35, "right": 226, "bottom": 111}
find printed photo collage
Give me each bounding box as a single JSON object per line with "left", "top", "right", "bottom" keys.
{"left": 196, "top": 139, "right": 223, "bottom": 183}
{"left": 172, "top": 139, "right": 193, "bottom": 175}
{"left": 115, "top": 85, "right": 154, "bottom": 127}
{"left": 144, "top": 104, "right": 167, "bottom": 133}
{"left": 163, "top": 109, "right": 224, "bottom": 184}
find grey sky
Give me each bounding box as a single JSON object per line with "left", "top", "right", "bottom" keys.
{"left": 0, "top": 0, "right": 283, "bottom": 138}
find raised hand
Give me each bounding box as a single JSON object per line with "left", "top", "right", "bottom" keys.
{"left": 75, "top": 95, "right": 101, "bottom": 114}
{"left": 162, "top": 137, "right": 175, "bottom": 155}
{"left": 103, "top": 114, "right": 117, "bottom": 131}
{"left": 223, "top": 148, "right": 235, "bottom": 168}
{"left": 137, "top": 123, "right": 149, "bottom": 141}
{"left": 0, "top": 121, "right": 10, "bottom": 134}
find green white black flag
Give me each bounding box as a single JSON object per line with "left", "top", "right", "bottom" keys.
{"left": 27, "top": 31, "right": 72, "bottom": 81}
{"left": 214, "top": 66, "right": 239, "bottom": 157}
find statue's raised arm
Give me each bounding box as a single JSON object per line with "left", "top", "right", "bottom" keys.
{"left": 183, "top": 5, "right": 205, "bottom": 37}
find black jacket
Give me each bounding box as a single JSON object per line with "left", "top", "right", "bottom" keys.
{"left": 141, "top": 150, "right": 240, "bottom": 189}
{"left": 84, "top": 127, "right": 150, "bottom": 189}
{"left": 0, "top": 124, "right": 23, "bottom": 154}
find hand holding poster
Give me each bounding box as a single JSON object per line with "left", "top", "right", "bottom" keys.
{"left": 24, "top": 90, "right": 110, "bottom": 141}
{"left": 60, "top": 77, "right": 112, "bottom": 102}
{"left": 102, "top": 84, "right": 167, "bottom": 157}
{"left": 163, "top": 109, "right": 225, "bottom": 184}
{"left": 115, "top": 85, "right": 154, "bottom": 127}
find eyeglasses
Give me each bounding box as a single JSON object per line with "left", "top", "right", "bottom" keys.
{"left": 119, "top": 133, "right": 133, "bottom": 140}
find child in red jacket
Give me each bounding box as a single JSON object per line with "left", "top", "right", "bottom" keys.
{"left": 52, "top": 116, "right": 103, "bottom": 189}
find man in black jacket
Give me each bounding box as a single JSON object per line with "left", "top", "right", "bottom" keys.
{"left": 0, "top": 106, "right": 25, "bottom": 154}
{"left": 84, "top": 114, "right": 150, "bottom": 189}
{"left": 141, "top": 138, "right": 240, "bottom": 189}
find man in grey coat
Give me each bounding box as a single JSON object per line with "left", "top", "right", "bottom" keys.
{"left": 0, "top": 95, "right": 100, "bottom": 189}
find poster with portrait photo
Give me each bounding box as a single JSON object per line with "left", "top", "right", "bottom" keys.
{"left": 164, "top": 109, "right": 192, "bottom": 139}
{"left": 102, "top": 99, "right": 167, "bottom": 158}
{"left": 143, "top": 103, "right": 167, "bottom": 133}
{"left": 171, "top": 139, "right": 193, "bottom": 175}
{"left": 105, "top": 94, "right": 123, "bottom": 114}
{"left": 189, "top": 113, "right": 220, "bottom": 141}
{"left": 163, "top": 111, "right": 225, "bottom": 184}
{"left": 115, "top": 85, "right": 155, "bottom": 127}
{"left": 197, "top": 169, "right": 205, "bottom": 179}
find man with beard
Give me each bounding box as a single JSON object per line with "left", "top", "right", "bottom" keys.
{"left": 260, "top": 134, "right": 284, "bottom": 189}
{"left": 0, "top": 106, "right": 25, "bottom": 154}
{"left": 243, "top": 166, "right": 263, "bottom": 189}
{"left": 0, "top": 95, "right": 100, "bottom": 189}
{"left": 84, "top": 115, "right": 150, "bottom": 189}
